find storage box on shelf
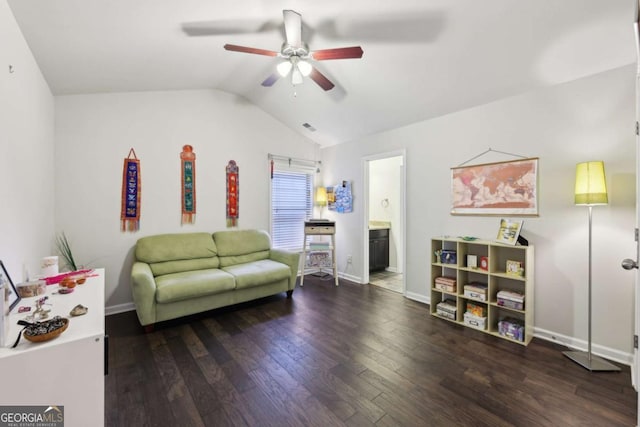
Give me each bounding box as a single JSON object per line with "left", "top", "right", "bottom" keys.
{"left": 464, "top": 312, "right": 487, "bottom": 330}
{"left": 436, "top": 299, "right": 457, "bottom": 320}
{"left": 464, "top": 282, "right": 488, "bottom": 301}
{"left": 430, "top": 237, "right": 534, "bottom": 345}
{"left": 434, "top": 276, "right": 457, "bottom": 293}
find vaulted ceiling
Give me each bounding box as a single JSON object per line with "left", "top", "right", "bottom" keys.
{"left": 8, "top": 0, "right": 636, "bottom": 146}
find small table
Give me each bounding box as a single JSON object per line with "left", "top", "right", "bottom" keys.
{"left": 300, "top": 221, "right": 338, "bottom": 287}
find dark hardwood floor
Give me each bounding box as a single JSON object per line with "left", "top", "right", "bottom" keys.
{"left": 105, "top": 276, "right": 637, "bottom": 426}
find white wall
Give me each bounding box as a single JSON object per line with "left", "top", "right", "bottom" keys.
{"left": 322, "top": 65, "right": 636, "bottom": 360}
{"left": 0, "top": 1, "right": 55, "bottom": 282}
{"left": 369, "top": 156, "right": 403, "bottom": 272}
{"left": 55, "top": 89, "right": 319, "bottom": 310}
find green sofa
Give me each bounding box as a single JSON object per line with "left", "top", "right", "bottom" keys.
{"left": 130, "top": 229, "right": 299, "bottom": 330}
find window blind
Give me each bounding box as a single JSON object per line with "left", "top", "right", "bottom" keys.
{"left": 271, "top": 169, "right": 313, "bottom": 251}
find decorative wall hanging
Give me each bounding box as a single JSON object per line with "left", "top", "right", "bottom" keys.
{"left": 451, "top": 155, "right": 538, "bottom": 216}
{"left": 226, "top": 160, "right": 239, "bottom": 227}
{"left": 327, "top": 180, "right": 353, "bottom": 213}
{"left": 120, "top": 148, "right": 141, "bottom": 232}
{"left": 180, "top": 145, "right": 196, "bottom": 224}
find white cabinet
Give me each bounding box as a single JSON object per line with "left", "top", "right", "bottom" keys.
{"left": 0, "top": 270, "right": 105, "bottom": 426}
{"left": 430, "top": 238, "right": 534, "bottom": 345}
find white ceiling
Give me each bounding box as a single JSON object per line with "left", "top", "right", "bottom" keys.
{"left": 8, "top": 0, "right": 636, "bottom": 147}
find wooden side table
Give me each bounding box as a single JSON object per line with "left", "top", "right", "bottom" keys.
{"left": 300, "top": 221, "right": 338, "bottom": 286}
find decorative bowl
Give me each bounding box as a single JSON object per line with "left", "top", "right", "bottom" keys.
{"left": 60, "top": 277, "right": 76, "bottom": 288}
{"left": 23, "top": 317, "right": 69, "bottom": 343}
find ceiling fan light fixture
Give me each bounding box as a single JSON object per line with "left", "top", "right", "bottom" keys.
{"left": 291, "top": 67, "right": 304, "bottom": 85}
{"left": 222, "top": 10, "right": 362, "bottom": 92}
{"left": 277, "top": 61, "right": 293, "bottom": 77}
{"left": 297, "top": 60, "right": 312, "bottom": 76}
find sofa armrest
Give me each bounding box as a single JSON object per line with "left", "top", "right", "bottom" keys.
{"left": 270, "top": 249, "right": 300, "bottom": 290}
{"left": 131, "top": 262, "right": 158, "bottom": 326}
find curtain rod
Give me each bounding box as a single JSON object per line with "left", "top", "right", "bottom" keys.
{"left": 268, "top": 153, "right": 321, "bottom": 166}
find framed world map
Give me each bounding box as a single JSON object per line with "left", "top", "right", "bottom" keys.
{"left": 451, "top": 158, "right": 538, "bottom": 216}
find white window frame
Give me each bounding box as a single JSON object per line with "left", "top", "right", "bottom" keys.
{"left": 269, "top": 160, "right": 316, "bottom": 252}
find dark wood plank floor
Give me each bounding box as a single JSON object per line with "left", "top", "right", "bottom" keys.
{"left": 105, "top": 276, "right": 637, "bottom": 426}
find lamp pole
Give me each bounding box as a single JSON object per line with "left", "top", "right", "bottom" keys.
{"left": 563, "top": 204, "right": 620, "bottom": 371}
{"left": 587, "top": 205, "right": 593, "bottom": 363}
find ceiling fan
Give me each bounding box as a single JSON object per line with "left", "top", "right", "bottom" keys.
{"left": 223, "top": 10, "right": 364, "bottom": 91}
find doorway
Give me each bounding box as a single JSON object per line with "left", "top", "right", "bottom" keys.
{"left": 363, "top": 151, "right": 406, "bottom": 294}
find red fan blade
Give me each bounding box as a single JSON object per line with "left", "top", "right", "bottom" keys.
{"left": 261, "top": 74, "right": 280, "bottom": 87}
{"left": 283, "top": 10, "right": 302, "bottom": 48}
{"left": 311, "top": 46, "right": 364, "bottom": 60}
{"left": 309, "top": 67, "right": 335, "bottom": 91}
{"left": 224, "top": 44, "right": 278, "bottom": 57}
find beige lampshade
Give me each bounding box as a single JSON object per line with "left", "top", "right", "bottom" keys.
{"left": 574, "top": 161, "right": 608, "bottom": 205}
{"left": 315, "top": 187, "right": 328, "bottom": 206}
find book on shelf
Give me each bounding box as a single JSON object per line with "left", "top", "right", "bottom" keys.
{"left": 309, "top": 242, "right": 330, "bottom": 250}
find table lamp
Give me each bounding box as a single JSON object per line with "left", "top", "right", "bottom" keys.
{"left": 315, "top": 186, "right": 328, "bottom": 219}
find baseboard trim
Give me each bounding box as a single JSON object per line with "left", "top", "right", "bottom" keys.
{"left": 534, "top": 327, "right": 633, "bottom": 367}
{"left": 338, "top": 272, "right": 363, "bottom": 284}
{"left": 405, "top": 291, "right": 429, "bottom": 305}
{"left": 105, "top": 302, "right": 135, "bottom": 316}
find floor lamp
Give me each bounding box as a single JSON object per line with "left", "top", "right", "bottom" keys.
{"left": 563, "top": 161, "right": 620, "bottom": 371}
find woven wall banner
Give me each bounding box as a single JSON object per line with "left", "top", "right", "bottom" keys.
{"left": 226, "top": 160, "right": 239, "bottom": 227}
{"left": 120, "top": 148, "right": 141, "bottom": 232}
{"left": 180, "top": 145, "right": 196, "bottom": 224}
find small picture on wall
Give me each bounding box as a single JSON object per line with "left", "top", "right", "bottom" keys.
{"left": 327, "top": 181, "right": 353, "bottom": 213}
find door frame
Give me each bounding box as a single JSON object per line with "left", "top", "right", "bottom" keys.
{"left": 362, "top": 149, "right": 407, "bottom": 292}
{"left": 633, "top": 68, "right": 640, "bottom": 426}
{"left": 634, "top": 4, "right": 640, "bottom": 423}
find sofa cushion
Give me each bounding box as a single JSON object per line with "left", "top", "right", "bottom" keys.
{"left": 136, "top": 232, "right": 218, "bottom": 263}
{"left": 214, "top": 229, "right": 271, "bottom": 267}
{"left": 222, "top": 260, "right": 291, "bottom": 290}
{"left": 150, "top": 258, "right": 219, "bottom": 277}
{"left": 155, "top": 269, "right": 235, "bottom": 303}
{"left": 218, "top": 251, "right": 270, "bottom": 268}
{"left": 136, "top": 233, "right": 219, "bottom": 276}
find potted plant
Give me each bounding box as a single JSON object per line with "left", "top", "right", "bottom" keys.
{"left": 56, "top": 232, "right": 79, "bottom": 272}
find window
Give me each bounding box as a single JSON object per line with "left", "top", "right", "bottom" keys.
{"left": 271, "top": 168, "right": 313, "bottom": 251}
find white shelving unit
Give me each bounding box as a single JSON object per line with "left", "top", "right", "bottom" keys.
{"left": 430, "top": 237, "right": 534, "bottom": 345}
{"left": 300, "top": 221, "right": 338, "bottom": 287}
